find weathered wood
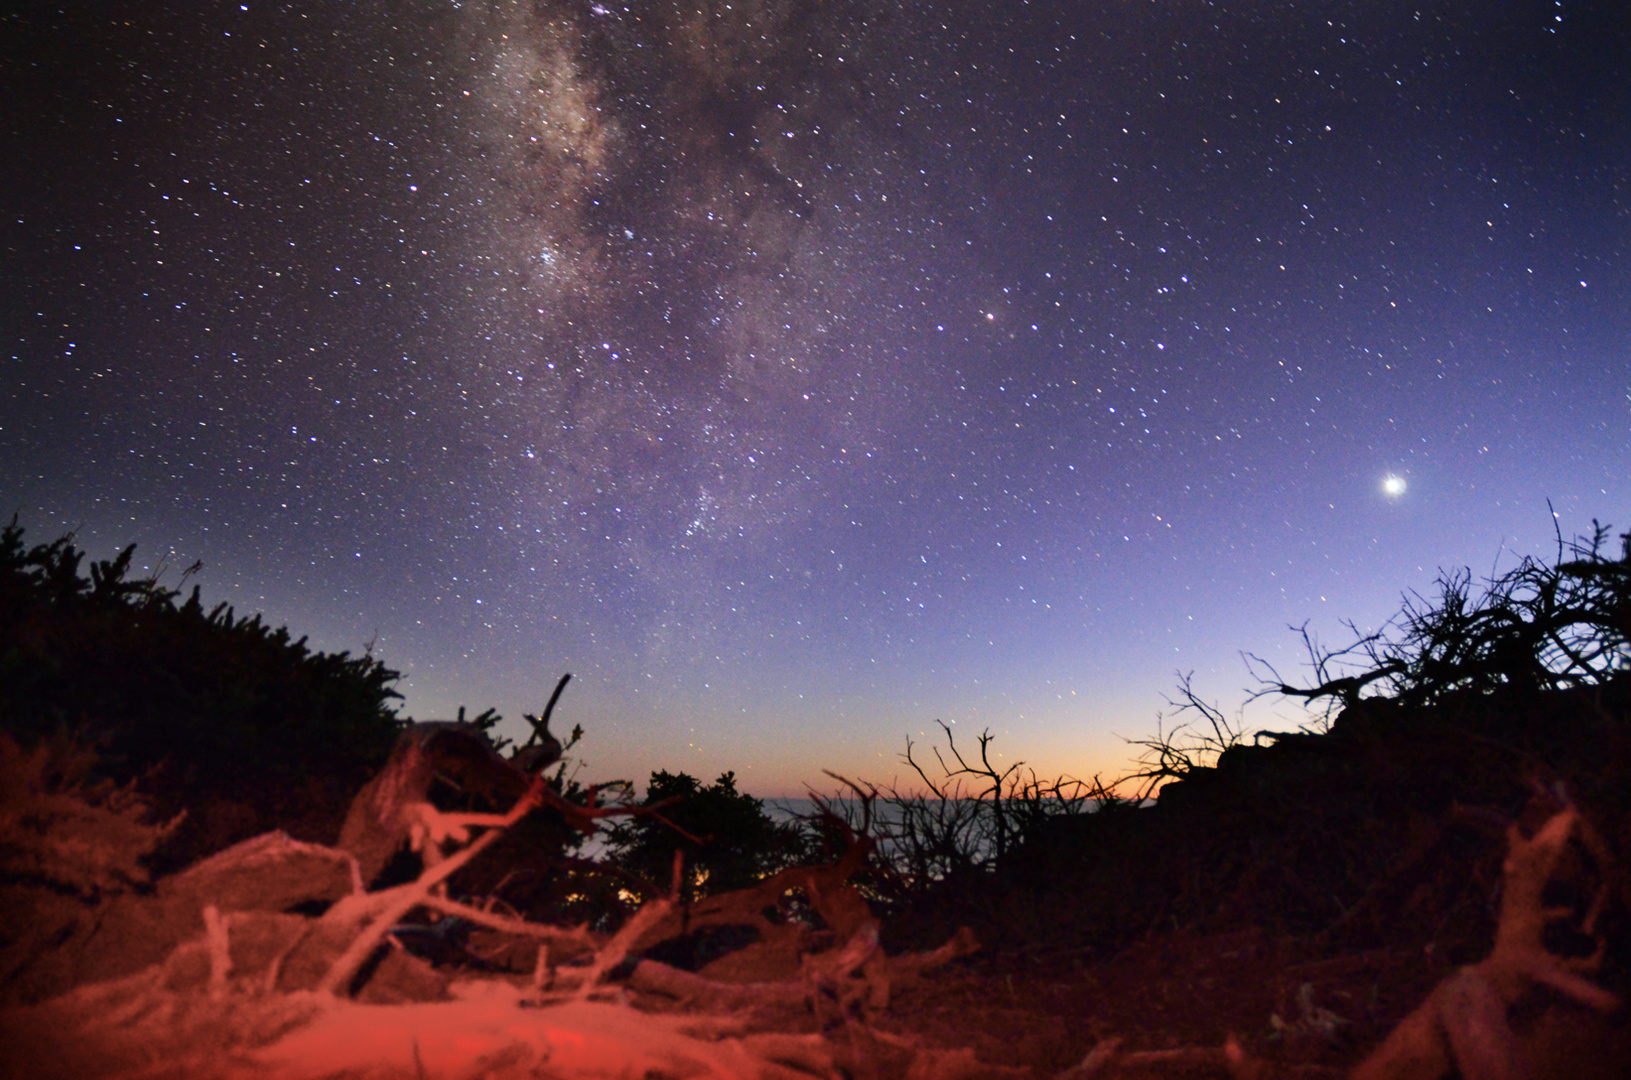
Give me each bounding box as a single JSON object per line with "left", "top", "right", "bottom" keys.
{"left": 335, "top": 721, "right": 560, "bottom": 886}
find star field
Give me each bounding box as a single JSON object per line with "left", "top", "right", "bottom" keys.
{"left": 3, "top": 0, "right": 1627, "bottom": 794}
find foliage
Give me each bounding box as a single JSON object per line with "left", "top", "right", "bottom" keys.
{"left": 603, "top": 770, "right": 807, "bottom": 903}
{"left": 0, "top": 732, "right": 181, "bottom": 897}
{"left": 0, "top": 517, "right": 404, "bottom": 856}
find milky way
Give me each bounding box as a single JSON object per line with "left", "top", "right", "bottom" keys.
{"left": 3, "top": 1, "right": 1626, "bottom": 792}
{"left": 443, "top": 0, "right": 995, "bottom": 559}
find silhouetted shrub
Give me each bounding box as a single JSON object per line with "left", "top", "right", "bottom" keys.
{"left": 876, "top": 517, "right": 1631, "bottom": 960}
{"left": 0, "top": 732, "right": 181, "bottom": 898}
{"left": 603, "top": 770, "right": 807, "bottom": 903}
{"left": 0, "top": 518, "right": 403, "bottom": 862}
{"left": 1254, "top": 518, "right": 1631, "bottom": 716}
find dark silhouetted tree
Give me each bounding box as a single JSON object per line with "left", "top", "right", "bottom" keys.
{"left": 604, "top": 770, "right": 806, "bottom": 903}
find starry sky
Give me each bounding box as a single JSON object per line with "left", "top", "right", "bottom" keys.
{"left": 3, "top": 1, "right": 1627, "bottom": 796}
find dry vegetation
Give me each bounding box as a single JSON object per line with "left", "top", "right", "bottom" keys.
{"left": 2, "top": 516, "right": 1629, "bottom": 1078}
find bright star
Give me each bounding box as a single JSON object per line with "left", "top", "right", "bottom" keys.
{"left": 1382, "top": 474, "right": 1406, "bottom": 497}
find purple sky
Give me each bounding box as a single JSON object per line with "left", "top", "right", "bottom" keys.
{"left": 4, "top": 0, "right": 1626, "bottom": 795}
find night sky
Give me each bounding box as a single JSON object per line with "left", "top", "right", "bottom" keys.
{"left": 3, "top": 1, "right": 1627, "bottom": 795}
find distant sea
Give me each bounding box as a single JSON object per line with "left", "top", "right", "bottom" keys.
{"left": 573, "top": 795, "right": 1109, "bottom": 862}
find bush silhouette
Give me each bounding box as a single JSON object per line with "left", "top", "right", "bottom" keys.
{"left": 1252, "top": 518, "right": 1630, "bottom": 715}
{"left": 0, "top": 518, "right": 403, "bottom": 864}
{"left": 604, "top": 770, "right": 806, "bottom": 903}
{"left": 866, "top": 517, "right": 1631, "bottom": 961}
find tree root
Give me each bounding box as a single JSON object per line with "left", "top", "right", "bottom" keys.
{"left": 1, "top": 770, "right": 993, "bottom": 1080}
{"left": 1350, "top": 803, "right": 1620, "bottom": 1080}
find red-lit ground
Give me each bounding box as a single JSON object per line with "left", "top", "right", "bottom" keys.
{"left": 6, "top": 679, "right": 1631, "bottom": 1078}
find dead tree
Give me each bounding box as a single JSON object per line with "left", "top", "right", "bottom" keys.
{"left": 336, "top": 714, "right": 562, "bottom": 887}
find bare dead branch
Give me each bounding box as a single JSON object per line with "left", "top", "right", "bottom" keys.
{"left": 319, "top": 777, "right": 543, "bottom": 996}
{"left": 571, "top": 896, "right": 674, "bottom": 999}
{"left": 1352, "top": 803, "right": 1621, "bottom": 1080}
